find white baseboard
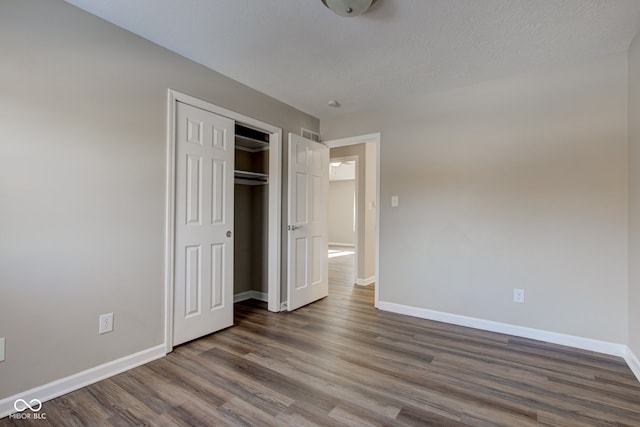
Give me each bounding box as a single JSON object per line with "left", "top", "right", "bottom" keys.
{"left": 234, "top": 291, "right": 268, "bottom": 303}
{"left": 626, "top": 347, "right": 640, "bottom": 382}
{"left": 377, "top": 301, "right": 628, "bottom": 358}
{"left": 328, "top": 242, "right": 355, "bottom": 247}
{"left": 355, "top": 276, "right": 375, "bottom": 286}
{"left": 0, "top": 344, "right": 165, "bottom": 419}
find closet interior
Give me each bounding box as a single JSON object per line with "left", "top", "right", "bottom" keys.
{"left": 234, "top": 124, "right": 270, "bottom": 303}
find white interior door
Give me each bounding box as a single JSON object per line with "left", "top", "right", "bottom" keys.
{"left": 173, "top": 101, "right": 234, "bottom": 346}
{"left": 287, "top": 133, "right": 329, "bottom": 311}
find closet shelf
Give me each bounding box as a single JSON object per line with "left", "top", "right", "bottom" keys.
{"left": 234, "top": 170, "right": 268, "bottom": 186}
{"left": 235, "top": 134, "right": 269, "bottom": 151}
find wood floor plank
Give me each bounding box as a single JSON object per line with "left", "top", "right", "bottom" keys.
{"left": 216, "top": 396, "right": 280, "bottom": 426}
{"left": 275, "top": 400, "right": 346, "bottom": 427}
{"left": 395, "top": 403, "right": 467, "bottom": 427}
{"left": 328, "top": 403, "right": 395, "bottom": 427}
{"left": 167, "top": 350, "right": 293, "bottom": 417}
{"left": 244, "top": 350, "right": 402, "bottom": 420}
{"left": 34, "top": 387, "right": 111, "bottom": 427}
{"left": 85, "top": 378, "right": 159, "bottom": 424}
{"left": 145, "top": 357, "right": 229, "bottom": 408}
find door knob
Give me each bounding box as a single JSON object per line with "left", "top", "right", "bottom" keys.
{"left": 288, "top": 225, "right": 302, "bottom": 231}
{"left": 226, "top": 231, "right": 232, "bottom": 238}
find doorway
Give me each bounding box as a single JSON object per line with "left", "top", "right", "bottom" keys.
{"left": 325, "top": 133, "right": 381, "bottom": 307}
{"left": 328, "top": 156, "right": 357, "bottom": 286}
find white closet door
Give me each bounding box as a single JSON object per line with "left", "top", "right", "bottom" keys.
{"left": 287, "top": 133, "right": 329, "bottom": 311}
{"left": 173, "top": 102, "right": 234, "bottom": 346}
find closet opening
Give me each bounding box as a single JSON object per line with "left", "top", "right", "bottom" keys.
{"left": 233, "top": 123, "right": 270, "bottom": 307}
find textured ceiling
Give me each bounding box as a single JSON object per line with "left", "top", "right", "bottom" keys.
{"left": 64, "top": 0, "right": 640, "bottom": 119}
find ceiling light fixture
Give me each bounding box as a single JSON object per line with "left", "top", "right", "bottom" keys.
{"left": 328, "top": 100, "right": 341, "bottom": 107}
{"left": 321, "top": 0, "right": 378, "bottom": 17}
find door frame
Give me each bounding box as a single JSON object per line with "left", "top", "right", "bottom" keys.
{"left": 328, "top": 155, "right": 359, "bottom": 280}
{"left": 164, "top": 89, "right": 282, "bottom": 353}
{"left": 325, "top": 133, "right": 381, "bottom": 308}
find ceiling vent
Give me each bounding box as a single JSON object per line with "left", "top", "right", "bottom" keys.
{"left": 302, "top": 128, "right": 321, "bottom": 142}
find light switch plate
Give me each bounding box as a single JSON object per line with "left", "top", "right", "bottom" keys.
{"left": 0, "top": 337, "right": 5, "bottom": 362}
{"left": 391, "top": 195, "right": 399, "bottom": 207}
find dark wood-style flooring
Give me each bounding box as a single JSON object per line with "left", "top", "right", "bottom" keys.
{"left": 3, "top": 248, "right": 640, "bottom": 426}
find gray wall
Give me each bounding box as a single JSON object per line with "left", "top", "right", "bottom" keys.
{"left": 0, "top": 0, "right": 318, "bottom": 399}
{"left": 329, "top": 180, "right": 356, "bottom": 246}
{"left": 629, "top": 32, "right": 640, "bottom": 357}
{"left": 322, "top": 53, "right": 629, "bottom": 343}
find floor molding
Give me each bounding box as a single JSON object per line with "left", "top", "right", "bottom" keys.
{"left": 355, "top": 276, "right": 375, "bottom": 286}
{"left": 378, "top": 301, "right": 628, "bottom": 358}
{"left": 234, "top": 291, "right": 268, "bottom": 303}
{"left": 627, "top": 347, "right": 640, "bottom": 382}
{"left": 0, "top": 344, "right": 165, "bottom": 419}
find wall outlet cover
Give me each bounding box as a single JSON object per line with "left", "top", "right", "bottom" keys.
{"left": 99, "top": 313, "right": 114, "bottom": 334}
{"left": 513, "top": 288, "right": 525, "bottom": 304}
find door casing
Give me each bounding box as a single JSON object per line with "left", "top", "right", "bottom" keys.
{"left": 165, "top": 89, "right": 282, "bottom": 353}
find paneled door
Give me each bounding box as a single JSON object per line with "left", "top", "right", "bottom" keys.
{"left": 287, "top": 133, "right": 329, "bottom": 311}
{"left": 173, "top": 101, "right": 234, "bottom": 346}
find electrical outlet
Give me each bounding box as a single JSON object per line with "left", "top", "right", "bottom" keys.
{"left": 99, "top": 313, "right": 114, "bottom": 334}
{"left": 0, "top": 337, "right": 5, "bottom": 362}
{"left": 513, "top": 288, "right": 525, "bottom": 304}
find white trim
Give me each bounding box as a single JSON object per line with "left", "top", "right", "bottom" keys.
{"left": 164, "top": 90, "right": 177, "bottom": 354}
{"left": 165, "top": 89, "right": 283, "bottom": 353}
{"left": 626, "top": 347, "right": 640, "bottom": 382}
{"left": 326, "top": 133, "right": 380, "bottom": 149}
{"left": 267, "top": 130, "right": 282, "bottom": 313}
{"left": 374, "top": 135, "right": 380, "bottom": 309}
{"left": 0, "top": 345, "right": 165, "bottom": 419}
{"left": 234, "top": 291, "right": 268, "bottom": 303}
{"left": 324, "top": 133, "right": 381, "bottom": 308}
{"left": 355, "top": 276, "right": 375, "bottom": 286}
{"left": 378, "top": 301, "right": 628, "bottom": 358}
{"left": 329, "top": 242, "right": 356, "bottom": 247}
